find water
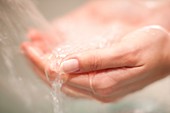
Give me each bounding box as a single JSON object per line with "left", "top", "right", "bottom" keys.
{"left": 0, "top": 0, "right": 54, "bottom": 113}
{"left": 47, "top": 24, "right": 170, "bottom": 113}
{"left": 1, "top": 0, "right": 170, "bottom": 113}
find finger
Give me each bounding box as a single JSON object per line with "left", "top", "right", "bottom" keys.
{"left": 63, "top": 64, "right": 143, "bottom": 95}
{"left": 21, "top": 42, "right": 45, "bottom": 71}
{"left": 61, "top": 83, "right": 93, "bottom": 99}
{"left": 62, "top": 83, "right": 122, "bottom": 103}
{"left": 61, "top": 66, "right": 145, "bottom": 103}
{"left": 63, "top": 72, "right": 93, "bottom": 91}
{"left": 62, "top": 65, "right": 164, "bottom": 103}
{"left": 92, "top": 65, "right": 166, "bottom": 101}
{"left": 101, "top": 71, "right": 165, "bottom": 102}
{"left": 27, "top": 29, "right": 42, "bottom": 41}
{"left": 27, "top": 29, "right": 51, "bottom": 53}
{"left": 63, "top": 70, "right": 119, "bottom": 92}
{"left": 21, "top": 42, "right": 63, "bottom": 81}
{"left": 32, "top": 65, "right": 51, "bottom": 86}
{"left": 60, "top": 45, "right": 136, "bottom": 74}
{"left": 59, "top": 38, "right": 141, "bottom": 74}
{"left": 60, "top": 26, "right": 167, "bottom": 74}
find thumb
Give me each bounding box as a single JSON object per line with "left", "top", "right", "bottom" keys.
{"left": 60, "top": 45, "right": 135, "bottom": 74}
{"left": 60, "top": 25, "right": 168, "bottom": 74}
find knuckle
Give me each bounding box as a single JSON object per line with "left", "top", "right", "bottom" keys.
{"left": 93, "top": 73, "right": 118, "bottom": 89}
{"left": 92, "top": 74, "right": 118, "bottom": 96}
{"left": 141, "top": 26, "right": 169, "bottom": 43}
{"left": 125, "top": 55, "right": 136, "bottom": 65}
{"left": 122, "top": 46, "right": 138, "bottom": 65}
{"left": 115, "top": 46, "right": 138, "bottom": 65}
{"left": 88, "top": 52, "right": 102, "bottom": 71}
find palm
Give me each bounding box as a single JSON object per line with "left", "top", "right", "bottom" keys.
{"left": 22, "top": 1, "right": 170, "bottom": 84}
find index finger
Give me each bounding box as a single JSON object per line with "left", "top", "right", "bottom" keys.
{"left": 21, "top": 42, "right": 45, "bottom": 72}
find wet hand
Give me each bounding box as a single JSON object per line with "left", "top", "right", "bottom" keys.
{"left": 60, "top": 26, "right": 170, "bottom": 102}
{"left": 21, "top": 1, "right": 170, "bottom": 102}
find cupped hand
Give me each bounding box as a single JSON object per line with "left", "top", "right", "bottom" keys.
{"left": 21, "top": 0, "right": 170, "bottom": 102}
{"left": 61, "top": 26, "right": 170, "bottom": 102}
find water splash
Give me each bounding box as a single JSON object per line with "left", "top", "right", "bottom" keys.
{"left": 0, "top": 0, "right": 54, "bottom": 113}
{"left": 1, "top": 0, "right": 170, "bottom": 113}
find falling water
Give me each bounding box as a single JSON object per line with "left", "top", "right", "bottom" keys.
{"left": 0, "top": 0, "right": 54, "bottom": 113}
{"left": 1, "top": 0, "right": 170, "bottom": 113}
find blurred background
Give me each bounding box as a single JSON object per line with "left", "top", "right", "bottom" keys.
{"left": 0, "top": 0, "right": 170, "bottom": 113}
{"left": 34, "top": 0, "right": 170, "bottom": 112}
{"left": 34, "top": 0, "right": 86, "bottom": 20}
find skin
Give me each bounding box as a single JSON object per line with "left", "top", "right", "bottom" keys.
{"left": 21, "top": 1, "right": 170, "bottom": 102}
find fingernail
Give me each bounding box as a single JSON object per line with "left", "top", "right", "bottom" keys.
{"left": 61, "top": 59, "right": 79, "bottom": 73}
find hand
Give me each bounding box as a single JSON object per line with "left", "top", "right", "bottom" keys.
{"left": 60, "top": 26, "right": 170, "bottom": 102}
{"left": 21, "top": 0, "right": 136, "bottom": 84}
{"left": 21, "top": 1, "right": 170, "bottom": 102}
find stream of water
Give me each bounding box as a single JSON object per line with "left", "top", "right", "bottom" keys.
{"left": 0, "top": 0, "right": 54, "bottom": 113}
{"left": 1, "top": 0, "right": 170, "bottom": 113}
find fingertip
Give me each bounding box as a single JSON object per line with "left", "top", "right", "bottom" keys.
{"left": 60, "top": 59, "right": 80, "bottom": 74}
{"left": 27, "top": 29, "right": 42, "bottom": 41}
{"left": 20, "top": 42, "right": 31, "bottom": 54}
{"left": 20, "top": 42, "right": 41, "bottom": 61}
{"left": 22, "top": 43, "right": 45, "bottom": 70}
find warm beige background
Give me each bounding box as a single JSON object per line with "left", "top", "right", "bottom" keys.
{"left": 34, "top": 0, "right": 86, "bottom": 20}
{"left": 23, "top": 1, "right": 170, "bottom": 112}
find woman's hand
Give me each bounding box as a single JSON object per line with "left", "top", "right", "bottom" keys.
{"left": 21, "top": 0, "right": 170, "bottom": 102}
{"left": 60, "top": 26, "right": 170, "bottom": 102}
